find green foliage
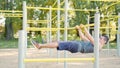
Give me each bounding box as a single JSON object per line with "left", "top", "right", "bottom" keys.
{"left": 0, "top": 0, "right": 120, "bottom": 40}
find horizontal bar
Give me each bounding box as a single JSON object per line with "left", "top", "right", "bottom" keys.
{"left": 27, "top": 20, "right": 48, "bottom": 23}
{"left": 27, "top": 27, "right": 118, "bottom": 31}
{"left": 27, "top": 7, "right": 97, "bottom": 11}
{"left": 26, "top": 24, "right": 95, "bottom": 31}
{"left": 1, "top": 13, "right": 23, "bottom": 17}
{"left": 27, "top": 21, "right": 47, "bottom": 24}
{"left": 27, "top": 27, "right": 67, "bottom": 31}
{"left": 84, "top": 0, "right": 119, "bottom": 2}
{"left": 27, "top": 24, "right": 94, "bottom": 31}
{"left": 24, "top": 58, "right": 95, "bottom": 62}
{"left": 90, "top": 27, "right": 118, "bottom": 29}
{"left": 0, "top": 10, "right": 22, "bottom": 13}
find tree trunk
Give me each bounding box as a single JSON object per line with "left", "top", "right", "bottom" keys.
{"left": 4, "top": 0, "right": 14, "bottom": 40}
{"left": 5, "top": 18, "right": 13, "bottom": 40}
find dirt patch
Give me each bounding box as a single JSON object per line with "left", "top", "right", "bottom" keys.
{"left": 0, "top": 48, "right": 120, "bottom": 68}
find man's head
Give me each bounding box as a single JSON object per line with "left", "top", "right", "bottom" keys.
{"left": 99, "top": 35, "right": 109, "bottom": 45}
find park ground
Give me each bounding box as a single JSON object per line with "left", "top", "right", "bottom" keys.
{"left": 0, "top": 48, "right": 120, "bottom": 68}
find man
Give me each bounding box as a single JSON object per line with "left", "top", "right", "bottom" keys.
{"left": 30, "top": 24, "right": 109, "bottom": 53}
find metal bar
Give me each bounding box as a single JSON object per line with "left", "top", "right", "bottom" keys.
{"left": 83, "top": 0, "right": 119, "bottom": 2}
{"left": 24, "top": 58, "right": 95, "bottom": 62}
{"left": 52, "top": 0, "right": 57, "bottom": 7}
{"left": 100, "top": 1, "right": 120, "bottom": 11}
{"left": 94, "top": 8, "right": 100, "bottom": 68}
{"left": 23, "top": 2, "right": 27, "bottom": 68}
{"left": 117, "top": 13, "right": 120, "bottom": 56}
{"left": 49, "top": 6, "right": 52, "bottom": 56}
{"left": 60, "top": 0, "right": 65, "bottom": 6}
{"left": 106, "top": 19, "right": 110, "bottom": 55}
{"left": 64, "top": 0, "right": 68, "bottom": 68}
{"left": 47, "top": 13, "right": 50, "bottom": 54}
{"left": 18, "top": 30, "right": 25, "bottom": 68}
{"left": 57, "top": 0, "right": 61, "bottom": 60}
{"left": 87, "top": 15, "right": 90, "bottom": 32}
{"left": 27, "top": 7, "right": 97, "bottom": 11}
{"left": 27, "top": 20, "right": 48, "bottom": 23}
{"left": 0, "top": 10, "right": 22, "bottom": 12}
{"left": 1, "top": 13, "right": 22, "bottom": 17}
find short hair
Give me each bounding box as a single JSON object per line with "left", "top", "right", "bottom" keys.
{"left": 102, "top": 35, "right": 109, "bottom": 44}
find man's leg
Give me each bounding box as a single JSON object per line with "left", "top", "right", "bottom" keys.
{"left": 31, "top": 39, "right": 58, "bottom": 49}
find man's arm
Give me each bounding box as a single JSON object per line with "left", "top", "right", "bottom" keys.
{"left": 82, "top": 25, "right": 94, "bottom": 45}
{"left": 76, "top": 25, "right": 89, "bottom": 41}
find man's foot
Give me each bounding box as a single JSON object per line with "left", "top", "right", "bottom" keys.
{"left": 30, "top": 39, "right": 41, "bottom": 49}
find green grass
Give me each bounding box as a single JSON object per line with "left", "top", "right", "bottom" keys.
{"left": 0, "top": 39, "right": 18, "bottom": 49}
{"left": 0, "top": 39, "right": 32, "bottom": 49}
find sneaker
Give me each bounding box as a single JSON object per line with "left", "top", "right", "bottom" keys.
{"left": 30, "top": 39, "right": 41, "bottom": 49}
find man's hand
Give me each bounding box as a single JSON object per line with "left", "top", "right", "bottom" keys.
{"left": 75, "top": 25, "right": 80, "bottom": 30}
{"left": 80, "top": 24, "right": 85, "bottom": 29}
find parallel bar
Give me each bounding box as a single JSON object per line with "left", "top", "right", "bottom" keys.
{"left": 90, "top": 15, "right": 120, "bottom": 19}
{"left": 27, "top": 20, "right": 48, "bottom": 22}
{"left": 0, "top": 10, "right": 22, "bottom": 12}
{"left": 27, "top": 22, "right": 47, "bottom": 24}
{"left": 27, "top": 7, "right": 97, "bottom": 11}
{"left": 27, "top": 26, "right": 116, "bottom": 31}
{"left": 24, "top": 58, "right": 95, "bottom": 62}
{"left": 2, "top": 13, "right": 22, "bottom": 17}
{"left": 84, "top": 0, "right": 119, "bottom": 2}
{"left": 27, "top": 20, "right": 48, "bottom": 23}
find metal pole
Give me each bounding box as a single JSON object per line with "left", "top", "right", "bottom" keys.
{"left": 23, "top": 1, "right": 27, "bottom": 51}
{"left": 64, "top": 0, "right": 68, "bottom": 68}
{"left": 106, "top": 19, "right": 110, "bottom": 55}
{"left": 87, "top": 15, "right": 90, "bottom": 32}
{"left": 57, "top": 0, "right": 60, "bottom": 59}
{"left": 49, "top": 6, "right": 52, "bottom": 56}
{"left": 18, "top": 30, "right": 25, "bottom": 68}
{"left": 47, "top": 13, "right": 50, "bottom": 54}
{"left": 94, "top": 9, "right": 100, "bottom": 68}
{"left": 117, "top": 13, "right": 120, "bottom": 56}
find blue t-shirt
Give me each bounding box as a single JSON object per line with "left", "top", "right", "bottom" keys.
{"left": 77, "top": 41, "right": 94, "bottom": 53}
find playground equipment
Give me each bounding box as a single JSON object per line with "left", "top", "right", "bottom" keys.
{"left": 18, "top": 0, "right": 120, "bottom": 68}
{"left": 0, "top": 10, "right": 22, "bottom": 17}
{"left": 19, "top": 1, "right": 99, "bottom": 68}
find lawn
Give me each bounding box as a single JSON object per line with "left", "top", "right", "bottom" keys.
{"left": 0, "top": 39, "right": 32, "bottom": 49}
